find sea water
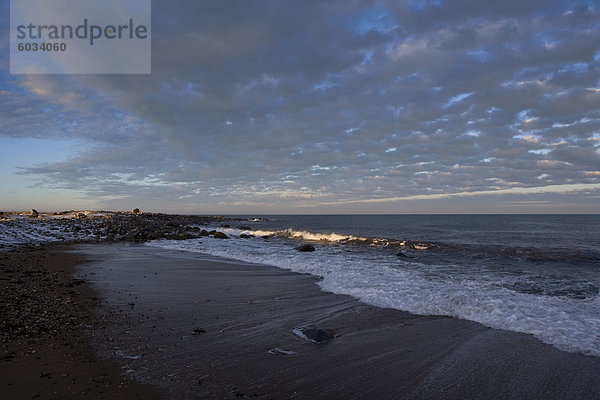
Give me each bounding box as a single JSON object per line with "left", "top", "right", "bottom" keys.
{"left": 146, "top": 215, "right": 600, "bottom": 357}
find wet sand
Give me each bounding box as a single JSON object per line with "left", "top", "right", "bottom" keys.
{"left": 0, "top": 245, "right": 161, "bottom": 399}
{"left": 72, "top": 243, "right": 600, "bottom": 399}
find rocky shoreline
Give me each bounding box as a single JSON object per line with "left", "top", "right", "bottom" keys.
{"left": 0, "top": 210, "right": 246, "bottom": 251}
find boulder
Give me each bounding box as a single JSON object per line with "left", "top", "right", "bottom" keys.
{"left": 177, "top": 232, "right": 195, "bottom": 240}
{"left": 132, "top": 208, "right": 140, "bottom": 214}
{"left": 30, "top": 209, "right": 39, "bottom": 218}
{"left": 240, "top": 233, "right": 254, "bottom": 239}
{"left": 77, "top": 212, "right": 87, "bottom": 219}
{"left": 199, "top": 229, "right": 210, "bottom": 236}
{"left": 295, "top": 244, "right": 315, "bottom": 252}
{"left": 293, "top": 327, "right": 334, "bottom": 343}
{"left": 213, "top": 231, "right": 229, "bottom": 239}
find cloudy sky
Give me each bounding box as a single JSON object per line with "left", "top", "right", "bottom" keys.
{"left": 1, "top": 0, "right": 599, "bottom": 214}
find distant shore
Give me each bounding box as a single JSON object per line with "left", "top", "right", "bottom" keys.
{"left": 0, "top": 209, "right": 241, "bottom": 251}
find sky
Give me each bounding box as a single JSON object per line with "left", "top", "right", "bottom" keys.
{"left": 1, "top": 0, "right": 599, "bottom": 214}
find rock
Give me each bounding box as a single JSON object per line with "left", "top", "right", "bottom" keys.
{"left": 295, "top": 244, "right": 315, "bottom": 252}
{"left": 30, "top": 209, "right": 39, "bottom": 218}
{"left": 132, "top": 208, "right": 140, "bottom": 214}
{"left": 220, "top": 224, "right": 230, "bottom": 228}
{"left": 208, "top": 230, "right": 217, "bottom": 235}
{"left": 193, "top": 328, "right": 206, "bottom": 334}
{"left": 240, "top": 233, "right": 254, "bottom": 239}
{"left": 213, "top": 232, "right": 229, "bottom": 239}
{"left": 262, "top": 235, "right": 270, "bottom": 239}
{"left": 293, "top": 327, "right": 335, "bottom": 343}
{"left": 199, "top": 229, "right": 210, "bottom": 236}
{"left": 396, "top": 251, "right": 410, "bottom": 258}
{"left": 77, "top": 213, "right": 86, "bottom": 219}
{"left": 177, "top": 232, "right": 195, "bottom": 240}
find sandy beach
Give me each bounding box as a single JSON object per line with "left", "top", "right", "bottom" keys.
{"left": 54, "top": 243, "right": 600, "bottom": 399}
{"left": 0, "top": 245, "right": 161, "bottom": 399}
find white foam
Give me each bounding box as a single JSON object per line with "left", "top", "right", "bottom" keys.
{"left": 229, "top": 227, "right": 369, "bottom": 243}
{"left": 147, "top": 235, "right": 600, "bottom": 357}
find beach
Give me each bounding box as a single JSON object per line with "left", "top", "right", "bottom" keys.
{"left": 0, "top": 244, "right": 161, "bottom": 399}
{"left": 4, "top": 241, "right": 599, "bottom": 399}
{"left": 3, "top": 0, "right": 598, "bottom": 396}
{"left": 2, "top": 212, "right": 600, "bottom": 399}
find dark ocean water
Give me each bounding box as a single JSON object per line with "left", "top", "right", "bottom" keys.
{"left": 148, "top": 214, "right": 600, "bottom": 356}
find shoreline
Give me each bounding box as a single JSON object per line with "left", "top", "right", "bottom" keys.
{"left": 0, "top": 244, "right": 162, "bottom": 399}
{"left": 72, "top": 243, "right": 600, "bottom": 399}
{"left": 2, "top": 208, "right": 600, "bottom": 398}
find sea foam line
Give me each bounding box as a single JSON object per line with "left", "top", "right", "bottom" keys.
{"left": 147, "top": 235, "right": 600, "bottom": 358}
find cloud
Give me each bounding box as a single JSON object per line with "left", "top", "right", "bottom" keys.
{"left": 317, "top": 183, "right": 600, "bottom": 205}
{"left": 2, "top": 0, "right": 599, "bottom": 212}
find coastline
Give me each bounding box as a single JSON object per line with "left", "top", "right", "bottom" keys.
{"left": 2, "top": 211, "right": 600, "bottom": 399}
{"left": 72, "top": 243, "right": 600, "bottom": 399}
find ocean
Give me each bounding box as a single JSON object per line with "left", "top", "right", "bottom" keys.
{"left": 147, "top": 214, "right": 600, "bottom": 357}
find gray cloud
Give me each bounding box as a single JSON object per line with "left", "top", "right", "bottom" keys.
{"left": 2, "top": 0, "right": 600, "bottom": 212}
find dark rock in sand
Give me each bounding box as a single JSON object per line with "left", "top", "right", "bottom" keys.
{"left": 213, "top": 231, "right": 229, "bottom": 239}
{"left": 262, "top": 235, "right": 270, "bottom": 239}
{"left": 77, "top": 212, "right": 86, "bottom": 219}
{"left": 193, "top": 328, "right": 206, "bottom": 334}
{"left": 199, "top": 229, "right": 210, "bottom": 236}
{"left": 294, "top": 327, "right": 335, "bottom": 343}
{"left": 30, "top": 209, "right": 39, "bottom": 218}
{"left": 132, "top": 208, "right": 140, "bottom": 214}
{"left": 240, "top": 233, "right": 254, "bottom": 239}
{"left": 208, "top": 230, "right": 217, "bottom": 235}
{"left": 295, "top": 244, "right": 315, "bottom": 252}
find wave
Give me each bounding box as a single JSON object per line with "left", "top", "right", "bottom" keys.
{"left": 236, "top": 227, "right": 437, "bottom": 251}
{"left": 146, "top": 235, "right": 600, "bottom": 357}
{"left": 215, "top": 226, "right": 599, "bottom": 264}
